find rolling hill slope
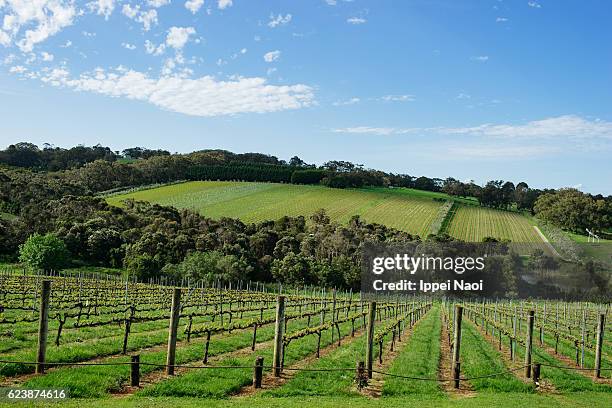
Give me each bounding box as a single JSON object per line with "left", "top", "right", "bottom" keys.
{"left": 106, "top": 181, "right": 543, "bottom": 244}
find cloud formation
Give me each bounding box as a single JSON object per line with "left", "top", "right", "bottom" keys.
{"left": 184, "top": 0, "right": 204, "bottom": 14}
{"left": 268, "top": 13, "right": 292, "bottom": 28}
{"left": 347, "top": 17, "right": 366, "bottom": 25}
{"left": 333, "top": 116, "right": 612, "bottom": 140}
{"left": 1, "top": 0, "right": 77, "bottom": 52}
{"left": 35, "top": 67, "right": 315, "bottom": 117}
{"left": 263, "top": 50, "right": 281, "bottom": 62}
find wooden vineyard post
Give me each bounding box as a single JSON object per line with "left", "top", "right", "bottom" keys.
{"left": 525, "top": 310, "right": 535, "bottom": 378}
{"left": 355, "top": 361, "right": 367, "bottom": 389}
{"left": 580, "top": 309, "right": 586, "bottom": 368}
{"left": 451, "top": 305, "right": 463, "bottom": 389}
{"left": 253, "top": 356, "right": 264, "bottom": 388}
{"left": 594, "top": 313, "right": 605, "bottom": 378}
{"left": 166, "top": 288, "right": 181, "bottom": 375}
{"left": 366, "top": 302, "right": 376, "bottom": 379}
{"left": 36, "top": 280, "right": 51, "bottom": 374}
{"left": 331, "top": 288, "right": 337, "bottom": 343}
{"left": 131, "top": 355, "right": 140, "bottom": 387}
{"left": 252, "top": 323, "right": 258, "bottom": 351}
{"left": 533, "top": 362, "right": 541, "bottom": 387}
{"left": 272, "top": 296, "right": 286, "bottom": 377}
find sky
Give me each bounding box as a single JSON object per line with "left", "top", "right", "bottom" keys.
{"left": 0, "top": 0, "right": 611, "bottom": 195}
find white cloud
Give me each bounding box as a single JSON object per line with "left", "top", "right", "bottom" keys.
{"left": 470, "top": 55, "right": 489, "bottom": 62}
{"left": 122, "top": 4, "right": 158, "bottom": 31}
{"left": 333, "top": 127, "right": 400, "bottom": 136}
{"left": 184, "top": 0, "right": 204, "bottom": 14}
{"left": 263, "top": 50, "right": 280, "bottom": 62}
{"left": 147, "top": 0, "right": 170, "bottom": 7}
{"left": 60, "top": 40, "right": 72, "bottom": 48}
{"left": 1, "top": 0, "right": 77, "bottom": 52}
{"left": 144, "top": 39, "right": 165, "bottom": 55}
{"left": 332, "top": 116, "right": 612, "bottom": 141}
{"left": 380, "top": 94, "right": 415, "bottom": 102}
{"left": 41, "top": 51, "right": 54, "bottom": 61}
{"left": 217, "top": 0, "right": 232, "bottom": 9}
{"left": 166, "top": 26, "right": 195, "bottom": 50}
{"left": 333, "top": 97, "right": 360, "bottom": 106}
{"left": 528, "top": 1, "right": 541, "bottom": 8}
{"left": 0, "top": 30, "right": 11, "bottom": 46}
{"left": 35, "top": 67, "right": 314, "bottom": 117}
{"left": 456, "top": 93, "right": 471, "bottom": 99}
{"left": 9, "top": 65, "right": 27, "bottom": 73}
{"left": 442, "top": 115, "right": 612, "bottom": 140}
{"left": 88, "top": 0, "right": 115, "bottom": 20}
{"left": 347, "top": 17, "right": 366, "bottom": 25}
{"left": 496, "top": 17, "right": 508, "bottom": 22}
{"left": 240, "top": 48, "right": 247, "bottom": 54}
{"left": 448, "top": 145, "right": 557, "bottom": 159}
{"left": 266, "top": 67, "right": 277, "bottom": 76}
{"left": 268, "top": 13, "right": 292, "bottom": 28}
{"left": 122, "top": 42, "right": 136, "bottom": 50}
{"left": 82, "top": 30, "right": 96, "bottom": 37}
{"left": 325, "top": 0, "right": 337, "bottom": 5}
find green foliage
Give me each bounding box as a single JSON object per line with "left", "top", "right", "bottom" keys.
{"left": 271, "top": 252, "right": 312, "bottom": 285}
{"left": 18, "top": 233, "right": 70, "bottom": 271}
{"left": 535, "top": 189, "right": 611, "bottom": 233}
{"left": 290, "top": 169, "right": 327, "bottom": 184}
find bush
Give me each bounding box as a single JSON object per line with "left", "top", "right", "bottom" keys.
{"left": 19, "top": 233, "right": 70, "bottom": 271}
{"left": 290, "top": 169, "right": 327, "bottom": 185}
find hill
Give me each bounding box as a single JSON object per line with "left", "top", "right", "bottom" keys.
{"left": 106, "top": 181, "right": 543, "bottom": 244}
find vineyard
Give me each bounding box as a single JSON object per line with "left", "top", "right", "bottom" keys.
{"left": 106, "top": 181, "right": 544, "bottom": 244}
{"left": 0, "top": 272, "right": 611, "bottom": 407}
{"left": 445, "top": 204, "right": 542, "bottom": 246}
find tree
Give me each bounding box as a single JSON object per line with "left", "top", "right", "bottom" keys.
{"left": 271, "top": 252, "right": 312, "bottom": 284}
{"left": 289, "top": 156, "right": 305, "bottom": 167}
{"left": 19, "top": 233, "right": 70, "bottom": 271}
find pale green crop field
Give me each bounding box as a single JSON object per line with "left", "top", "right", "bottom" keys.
{"left": 446, "top": 205, "right": 542, "bottom": 243}
{"left": 106, "top": 181, "right": 543, "bottom": 243}
{"left": 106, "top": 181, "right": 441, "bottom": 238}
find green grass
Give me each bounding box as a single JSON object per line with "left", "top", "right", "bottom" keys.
{"left": 20, "top": 311, "right": 288, "bottom": 397}
{"left": 4, "top": 393, "right": 612, "bottom": 407}
{"left": 382, "top": 307, "right": 443, "bottom": 396}
{"left": 139, "top": 319, "right": 358, "bottom": 398}
{"left": 106, "top": 181, "right": 545, "bottom": 243}
{"left": 460, "top": 321, "right": 533, "bottom": 392}
{"left": 447, "top": 205, "right": 542, "bottom": 245}
{"left": 1, "top": 308, "right": 276, "bottom": 378}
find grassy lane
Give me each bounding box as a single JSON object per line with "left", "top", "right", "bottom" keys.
{"left": 460, "top": 321, "right": 532, "bottom": 392}
{"left": 0, "top": 309, "right": 274, "bottom": 378}
{"left": 513, "top": 336, "right": 612, "bottom": 392}
{"left": 138, "top": 320, "right": 357, "bottom": 398}
{"left": 538, "top": 327, "right": 612, "bottom": 380}
{"left": 263, "top": 319, "right": 403, "bottom": 398}
{"left": 382, "top": 307, "right": 442, "bottom": 396}
{"left": 18, "top": 312, "right": 303, "bottom": 397}
{"left": 5, "top": 392, "right": 612, "bottom": 407}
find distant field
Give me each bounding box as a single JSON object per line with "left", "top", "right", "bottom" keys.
{"left": 106, "top": 181, "right": 543, "bottom": 243}
{"left": 107, "top": 181, "right": 441, "bottom": 238}
{"left": 446, "top": 205, "right": 542, "bottom": 243}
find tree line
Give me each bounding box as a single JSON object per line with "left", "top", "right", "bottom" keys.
{"left": 1, "top": 142, "right": 610, "bottom": 235}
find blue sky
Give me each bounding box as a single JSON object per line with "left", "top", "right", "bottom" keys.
{"left": 1, "top": 0, "right": 611, "bottom": 194}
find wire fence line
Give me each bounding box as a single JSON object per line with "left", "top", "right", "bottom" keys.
{"left": 1, "top": 359, "right": 609, "bottom": 381}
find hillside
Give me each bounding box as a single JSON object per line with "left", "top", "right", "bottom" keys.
{"left": 106, "top": 181, "right": 543, "bottom": 244}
